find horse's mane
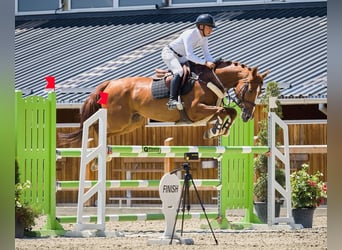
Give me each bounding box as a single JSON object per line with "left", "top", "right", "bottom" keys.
{"left": 216, "top": 59, "right": 253, "bottom": 72}
{"left": 188, "top": 59, "right": 252, "bottom": 73}
{"left": 187, "top": 59, "right": 255, "bottom": 89}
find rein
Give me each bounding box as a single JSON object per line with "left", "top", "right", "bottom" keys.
{"left": 191, "top": 69, "right": 227, "bottom": 105}
{"left": 211, "top": 69, "right": 227, "bottom": 93}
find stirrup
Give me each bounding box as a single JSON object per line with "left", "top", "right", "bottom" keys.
{"left": 167, "top": 100, "right": 183, "bottom": 110}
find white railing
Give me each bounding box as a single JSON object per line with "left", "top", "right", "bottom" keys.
{"left": 268, "top": 112, "right": 295, "bottom": 227}
{"left": 75, "top": 109, "right": 107, "bottom": 232}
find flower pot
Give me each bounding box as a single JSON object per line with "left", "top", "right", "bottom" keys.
{"left": 15, "top": 218, "right": 25, "bottom": 238}
{"left": 254, "top": 201, "right": 282, "bottom": 223}
{"left": 292, "top": 207, "right": 315, "bottom": 228}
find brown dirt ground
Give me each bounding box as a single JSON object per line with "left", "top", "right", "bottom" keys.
{"left": 15, "top": 206, "right": 327, "bottom": 250}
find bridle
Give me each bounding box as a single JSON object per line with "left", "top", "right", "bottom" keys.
{"left": 226, "top": 78, "right": 259, "bottom": 109}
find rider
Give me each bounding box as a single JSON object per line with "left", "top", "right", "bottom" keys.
{"left": 161, "top": 13, "right": 217, "bottom": 110}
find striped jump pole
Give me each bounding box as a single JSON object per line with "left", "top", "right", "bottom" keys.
{"left": 58, "top": 211, "right": 219, "bottom": 224}
{"left": 56, "top": 179, "right": 221, "bottom": 191}
{"left": 57, "top": 145, "right": 268, "bottom": 159}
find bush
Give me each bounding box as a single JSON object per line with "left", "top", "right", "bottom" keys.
{"left": 15, "top": 160, "right": 40, "bottom": 231}
{"left": 254, "top": 81, "right": 285, "bottom": 202}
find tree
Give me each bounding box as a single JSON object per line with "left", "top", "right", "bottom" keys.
{"left": 254, "top": 81, "right": 285, "bottom": 202}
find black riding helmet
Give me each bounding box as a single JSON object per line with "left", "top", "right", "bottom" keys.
{"left": 195, "top": 14, "right": 216, "bottom": 28}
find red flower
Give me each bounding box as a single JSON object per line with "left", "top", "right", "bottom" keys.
{"left": 307, "top": 180, "right": 317, "bottom": 187}
{"left": 322, "top": 183, "right": 327, "bottom": 192}
{"left": 317, "top": 198, "right": 325, "bottom": 206}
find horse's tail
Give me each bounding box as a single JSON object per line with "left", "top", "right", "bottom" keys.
{"left": 58, "top": 80, "right": 110, "bottom": 145}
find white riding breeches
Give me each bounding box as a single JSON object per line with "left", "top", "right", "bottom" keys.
{"left": 161, "top": 46, "right": 184, "bottom": 77}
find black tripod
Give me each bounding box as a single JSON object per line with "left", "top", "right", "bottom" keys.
{"left": 169, "top": 162, "right": 218, "bottom": 245}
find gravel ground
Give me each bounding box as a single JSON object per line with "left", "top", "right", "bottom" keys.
{"left": 15, "top": 206, "right": 327, "bottom": 250}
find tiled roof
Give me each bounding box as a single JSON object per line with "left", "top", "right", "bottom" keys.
{"left": 15, "top": 3, "right": 327, "bottom": 107}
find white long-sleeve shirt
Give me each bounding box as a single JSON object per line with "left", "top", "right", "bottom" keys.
{"left": 169, "top": 28, "right": 214, "bottom": 65}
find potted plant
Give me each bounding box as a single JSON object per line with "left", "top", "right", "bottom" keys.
{"left": 253, "top": 81, "right": 285, "bottom": 223}
{"left": 15, "top": 160, "right": 40, "bottom": 238}
{"left": 290, "top": 163, "right": 327, "bottom": 228}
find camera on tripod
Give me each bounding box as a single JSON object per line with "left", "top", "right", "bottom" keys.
{"left": 184, "top": 152, "right": 199, "bottom": 161}
{"left": 169, "top": 151, "right": 218, "bottom": 245}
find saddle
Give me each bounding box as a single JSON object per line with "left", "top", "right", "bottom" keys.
{"left": 154, "top": 64, "right": 190, "bottom": 87}
{"left": 151, "top": 64, "right": 195, "bottom": 99}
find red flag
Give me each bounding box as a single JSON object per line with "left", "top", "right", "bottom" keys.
{"left": 45, "top": 76, "right": 55, "bottom": 89}
{"left": 97, "top": 92, "right": 108, "bottom": 105}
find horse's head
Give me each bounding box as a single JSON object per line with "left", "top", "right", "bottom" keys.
{"left": 191, "top": 60, "right": 269, "bottom": 122}
{"left": 234, "top": 66, "right": 269, "bottom": 122}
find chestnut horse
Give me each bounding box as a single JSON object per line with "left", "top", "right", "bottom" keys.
{"left": 59, "top": 60, "right": 269, "bottom": 144}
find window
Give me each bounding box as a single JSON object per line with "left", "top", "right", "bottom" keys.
{"left": 71, "top": 0, "right": 113, "bottom": 9}
{"left": 17, "top": 0, "right": 59, "bottom": 12}
{"left": 119, "top": 0, "right": 163, "bottom": 7}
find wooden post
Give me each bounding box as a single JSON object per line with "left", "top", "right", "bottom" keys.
{"left": 164, "top": 137, "right": 174, "bottom": 173}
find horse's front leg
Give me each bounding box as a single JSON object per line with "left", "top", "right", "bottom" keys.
{"left": 220, "top": 107, "right": 237, "bottom": 137}
{"left": 203, "top": 107, "right": 237, "bottom": 139}
{"left": 202, "top": 108, "right": 228, "bottom": 139}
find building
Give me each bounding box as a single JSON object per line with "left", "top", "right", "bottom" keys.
{"left": 15, "top": 0, "right": 327, "bottom": 204}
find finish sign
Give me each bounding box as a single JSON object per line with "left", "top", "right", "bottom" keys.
{"left": 159, "top": 173, "right": 181, "bottom": 238}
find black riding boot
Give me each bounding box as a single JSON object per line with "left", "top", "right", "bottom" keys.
{"left": 167, "top": 74, "right": 182, "bottom": 110}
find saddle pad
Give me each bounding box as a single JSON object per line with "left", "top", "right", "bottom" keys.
{"left": 151, "top": 78, "right": 195, "bottom": 99}
{"left": 151, "top": 79, "right": 169, "bottom": 99}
